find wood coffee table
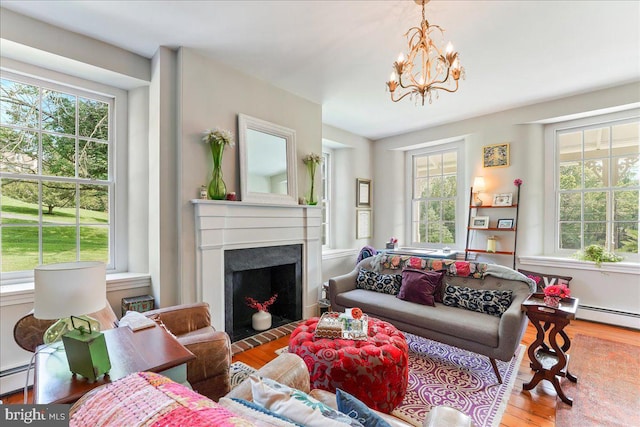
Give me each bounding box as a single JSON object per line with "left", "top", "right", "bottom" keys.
{"left": 34, "top": 324, "right": 194, "bottom": 404}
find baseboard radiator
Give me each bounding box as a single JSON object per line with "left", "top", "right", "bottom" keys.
{"left": 577, "top": 304, "right": 640, "bottom": 330}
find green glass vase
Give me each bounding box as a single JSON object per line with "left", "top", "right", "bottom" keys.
{"left": 207, "top": 142, "right": 227, "bottom": 200}
{"left": 305, "top": 161, "right": 318, "bottom": 205}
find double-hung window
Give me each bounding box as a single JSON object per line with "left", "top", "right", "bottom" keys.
{"left": 549, "top": 113, "right": 639, "bottom": 258}
{"left": 0, "top": 72, "right": 115, "bottom": 278}
{"left": 408, "top": 142, "right": 463, "bottom": 247}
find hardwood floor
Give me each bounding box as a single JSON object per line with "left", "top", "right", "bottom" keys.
{"left": 4, "top": 318, "right": 638, "bottom": 427}
{"left": 233, "top": 319, "right": 640, "bottom": 427}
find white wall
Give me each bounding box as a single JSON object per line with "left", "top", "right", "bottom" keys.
{"left": 177, "top": 48, "right": 323, "bottom": 304}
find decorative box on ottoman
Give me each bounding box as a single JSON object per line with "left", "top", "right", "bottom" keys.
{"left": 288, "top": 316, "right": 409, "bottom": 413}
{"left": 121, "top": 295, "right": 155, "bottom": 317}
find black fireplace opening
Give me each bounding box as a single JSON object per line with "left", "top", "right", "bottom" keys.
{"left": 224, "top": 245, "right": 302, "bottom": 342}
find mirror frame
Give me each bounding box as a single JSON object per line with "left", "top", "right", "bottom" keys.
{"left": 238, "top": 114, "right": 298, "bottom": 205}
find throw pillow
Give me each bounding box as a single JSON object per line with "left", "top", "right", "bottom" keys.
{"left": 336, "top": 389, "right": 392, "bottom": 427}
{"left": 397, "top": 269, "right": 445, "bottom": 306}
{"left": 356, "top": 269, "right": 402, "bottom": 295}
{"left": 219, "top": 398, "right": 302, "bottom": 427}
{"left": 442, "top": 284, "right": 513, "bottom": 317}
{"left": 518, "top": 269, "right": 572, "bottom": 293}
{"left": 250, "top": 375, "right": 363, "bottom": 427}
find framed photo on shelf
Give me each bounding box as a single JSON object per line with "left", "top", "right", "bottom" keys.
{"left": 497, "top": 218, "right": 514, "bottom": 229}
{"left": 483, "top": 143, "right": 510, "bottom": 168}
{"left": 356, "top": 209, "right": 372, "bottom": 239}
{"left": 492, "top": 193, "right": 513, "bottom": 206}
{"left": 356, "top": 178, "right": 371, "bottom": 208}
{"left": 471, "top": 216, "right": 490, "bottom": 229}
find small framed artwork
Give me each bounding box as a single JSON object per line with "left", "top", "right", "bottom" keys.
{"left": 492, "top": 193, "right": 513, "bottom": 206}
{"left": 471, "top": 216, "right": 490, "bottom": 229}
{"left": 356, "top": 209, "right": 372, "bottom": 239}
{"left": 356, "top": 178, "right": 371, "bottom": 208}
{"left": 483, "top": 143, "right": 510, "bottom": 168}
{"left": 497, "top": 218, "right": 514, "bottom": 229}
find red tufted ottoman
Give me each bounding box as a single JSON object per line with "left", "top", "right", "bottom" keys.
{"left": 288, "top": 316, "right": 408, "bottom": 413}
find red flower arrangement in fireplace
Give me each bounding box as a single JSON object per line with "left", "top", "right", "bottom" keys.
{"left": 245, "top": 294, "right": 278, "bottom": 313}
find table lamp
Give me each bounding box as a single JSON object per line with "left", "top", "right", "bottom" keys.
{"left": 34, "top": 261, "right": 106, "bottom": 344}
{"left": 472, "top": 176, "right": 486, "bottom": 206}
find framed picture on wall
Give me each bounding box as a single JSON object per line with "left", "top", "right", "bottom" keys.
{"left": 356, "top": 209, "right": 372, "bottom": 239}
{"left": 356, "top": 178, "right": 371, "bottom": 207}
{"left": 483, "top": 143, "right": 510, "bottom": 168}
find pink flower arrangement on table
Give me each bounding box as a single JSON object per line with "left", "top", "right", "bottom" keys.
{"left": 544, "top": 284, "right": 570, "bottom": 299}
{"left": 245, "top": 294, "right": 278, "bottom": 312}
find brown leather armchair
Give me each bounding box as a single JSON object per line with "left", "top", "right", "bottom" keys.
{"left": 143, "top": 302, "right": 231, "bottom": 401}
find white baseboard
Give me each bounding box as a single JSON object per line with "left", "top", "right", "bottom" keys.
{"left": 577, "top": 305, "right": 640, "bottom": 330}
{"left": 0, "top": 366, "right": 31, "bottom": 398}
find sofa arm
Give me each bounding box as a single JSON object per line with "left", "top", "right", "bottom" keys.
{"left": 329, "top": 269, "right": 359, "bottom": 308}
{"left": 144, "top": 302, "right": 212, "bottom": 336}
{"left": 496, "top": 291, "right": 530, "bottom": 361}
{"left": 226, "top": 353, "right": 310, "bottom": 401}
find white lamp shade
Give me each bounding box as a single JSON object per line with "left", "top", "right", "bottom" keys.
{"left": 472, "top": 176, "right": 486, "bottom": 192}
{"left": 34, "top": 261, "right": 106, "bottom": 320}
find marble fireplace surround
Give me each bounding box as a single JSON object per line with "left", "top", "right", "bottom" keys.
{"left": 192, "top": 200, "right": 322, "bottom": 332}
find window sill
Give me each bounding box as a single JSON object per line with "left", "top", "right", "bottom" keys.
{"left": 322, "top": 248, "right": 359, "bottom": 260}
{"left": 519, "top": 255, "right": 639, "bottom": 275}
{"left": 0, "top": 272, "right": 151, "bottom": 306}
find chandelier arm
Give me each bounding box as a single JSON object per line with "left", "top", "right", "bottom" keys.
{"left": 428, "top": 80, "right": 460, "bottom": 93}
{"left": 390, "top": 90, "right": 417, "bottom": 103}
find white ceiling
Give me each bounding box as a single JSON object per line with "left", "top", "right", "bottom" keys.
{"left": 2, "top": 0, "right": 639, "bottom": 140}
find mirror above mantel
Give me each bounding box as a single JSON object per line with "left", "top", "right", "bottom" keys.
{"left": 238, "top": 114, "right": 298, "bottom": 205}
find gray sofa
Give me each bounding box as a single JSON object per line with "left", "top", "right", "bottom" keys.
{"left": 329, "top": 255, "right": 534, "bottom": 383}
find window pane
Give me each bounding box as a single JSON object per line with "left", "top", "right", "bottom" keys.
{"left": 79, "top": 97, "right": 108, "bottom": 141}
{"left": 442, "top": 199, "right": 455, "bottom": 221}
{"left": 42, "top": 134, "right": 75, "bottom": 177}
{"left": 427, "top": 222, "right": 441, "bottom": 243}
{"left": 41, "top": 181, "right": 76, "bottom": 220}
{"left": 443, "top": 222, "right": 455, "bottom": 243}
{"left": 614, "top": 155, "right": 639, "bottom": 187}
{"left": 415, "top": 178, "right": 428, "bottom": 198}
{"left": 584, "top": 222, "right": 606, "bottom": 247}
{"left": 80, "top": 226, "right": 109, "bottom": 262}
{"left": 1, "top": 179, "right": 40, "bottom": 224}
{"left": 428, "top": 176, "right": 443, "bottom": 198}
{"left": 584, "top": 191, "right": 606, "bottom": 221}
{"left": 79, "top": 184, "right": 109, "bottom": 224}
{"left": 428, "top": 154, "right": 442, "bottom": 177}
{"left": 42, "top": 89, "right": 76, "bottom": 135}
{"left": 1, "top": 226, "right": 39, "bottom": 272}
{"left": 0, "top": 79, "right": 39, "bottom": 128}
{"left": 415, "top": 156, "right": 427, "bottom": 178}
{"left": 443, "top": 175, "right": 457, "bottom": 197}
{"left": 558, "top": 131, "right": 581, "bottom": 161}
{"left": 428, "top": 201, "right": 441, "bottom": 220}
{"left": 78, "top": 140, "right": 108, "bottom": 180}
{"left": 0, "top": 127, "right": 38, "bottom": 174}
{"left": 442, "top": 151, "right": 456, "bottom": 174}
{"left": 614, "top": 222, "right": 638, "bottom": 253}
{"left": 584, "top": 127, "right": 609, "bottom": 159}
{"left": 584, "top": 159, "right": 606, "bottom": 188}
{"left": 559, "top": 193, "right": 581, "bottom": 221}
{"left": 42, "top": 226, "right": 77, "bottom": 264}
{"left": 612, "top": 122, "right": 639, "bottom": 155}
{"left": 559, "top": 222, "right": 581, "bottom": 249}
{"left": 614, "top": 190, "right": 639, "bottom": 221}
{"left": 559, "top": 162, "right": 581, "bottom": 190}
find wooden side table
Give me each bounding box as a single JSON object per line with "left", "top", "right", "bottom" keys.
{"left": 34, "top": 324, "right": 195, "bottom": 404}
{"left": 521, "top": 293, "right": 578, "bottom": 406}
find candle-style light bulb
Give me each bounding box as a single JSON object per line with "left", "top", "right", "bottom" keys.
{"left": 389, "top": 71, "right": 397, "bottom": 82}
{"left": 397, "top": 53, "right": 405, "bottom": 64}
{"left": 446, "top": 42, "right": 454, "bottom": 54}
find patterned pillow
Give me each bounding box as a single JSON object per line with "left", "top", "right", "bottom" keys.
{"left": 442, "top": 284, "right": 513, "bottom": 317}
{"left": 518, "top": 269, "right": 572, "bottom": 293}
{"left": 250, "top": 375, "right": 363, "bottom": 427}
{"left": 336, "top": 389, "right": 392, "bottom": 427}
{"left": 356, "top": 269, "right": 402, "bottom": 295}
{"left": 219, "top": 398, "right": 302, "bottom": 427}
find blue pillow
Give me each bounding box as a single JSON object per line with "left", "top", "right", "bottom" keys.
{"left": 336, "top": 389, "right": 392, "bottom": 427}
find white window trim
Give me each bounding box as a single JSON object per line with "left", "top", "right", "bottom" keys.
{"left": 543, "top": 108, "right": 640, "bottom": 261}
{"left": 321, "top": 150, "right": 332, "bottom": 250}
{"left": 1, "top": 60, "right": 129, "bottom": 285}
{"left": 405, "top": 140, "right": 465, "bottom": 249}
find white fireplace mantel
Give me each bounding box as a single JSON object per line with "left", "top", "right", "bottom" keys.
{"left": 192, "top": 200, "right": 322, "bottom": 331}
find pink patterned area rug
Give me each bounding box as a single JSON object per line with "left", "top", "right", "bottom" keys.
{"left": 392, "top": 333, "right": 524, "bottom": 427}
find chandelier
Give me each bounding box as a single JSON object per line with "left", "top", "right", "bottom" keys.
{"left": 386, "top": 0, "right": 464, "bottom": 105}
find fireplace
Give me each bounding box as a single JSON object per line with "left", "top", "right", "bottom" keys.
{"left": 225, "top": 244, "right": 302, "bottom": 341}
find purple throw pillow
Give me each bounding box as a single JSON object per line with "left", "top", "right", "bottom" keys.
{"left": 397, "top": 269, "right": 445, "bottom": 306}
